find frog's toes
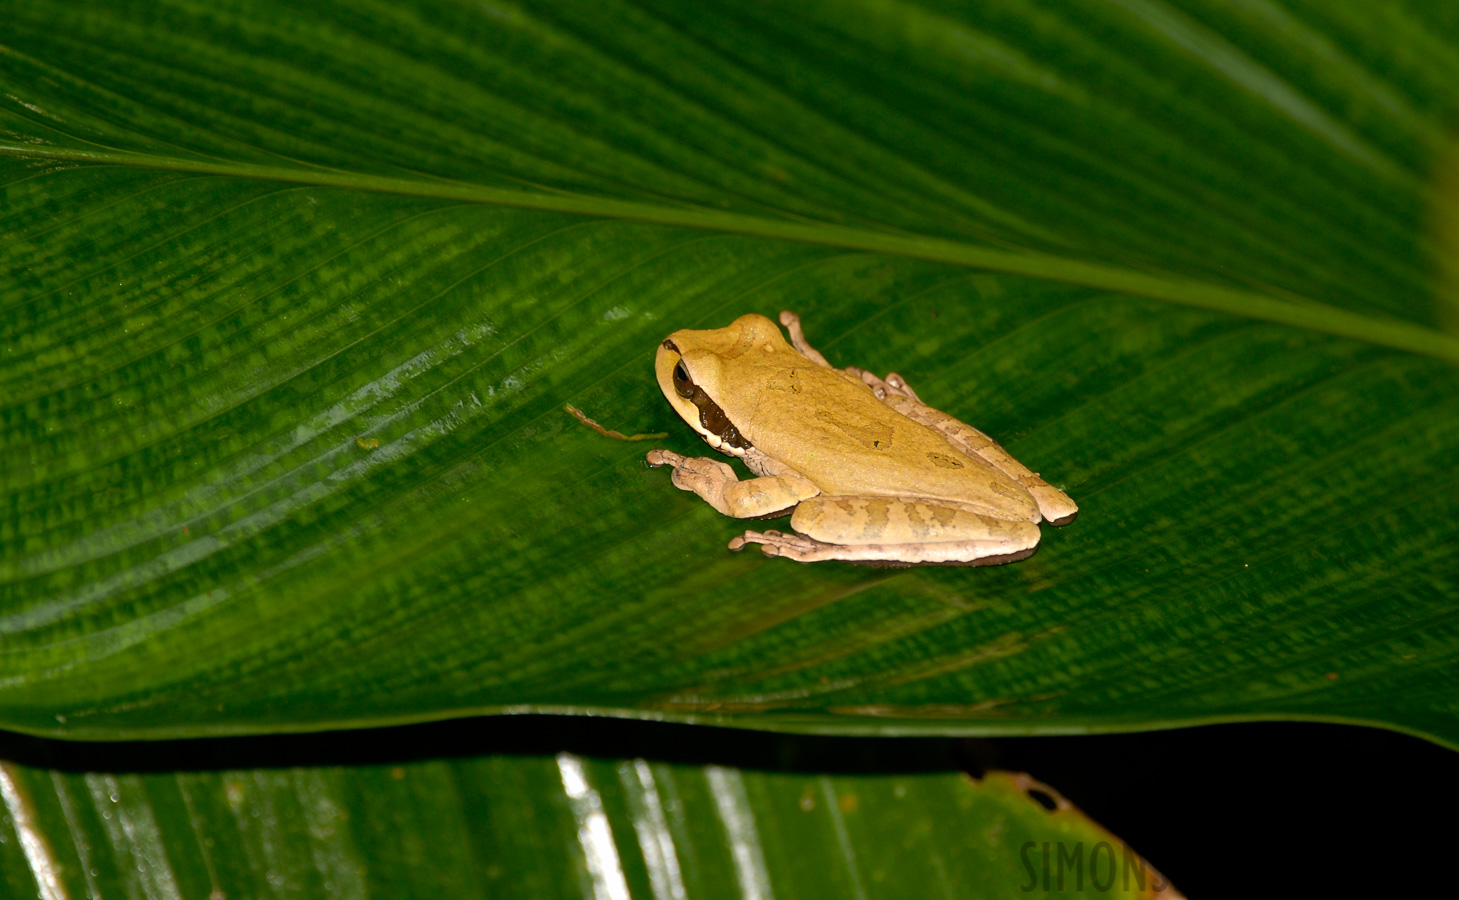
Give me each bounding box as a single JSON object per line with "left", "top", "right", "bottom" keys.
{"left": 669, "top": 456, "right": 736, "bottom": 493}
{"left": 646, "top": 449, "right": 684, "bottom": 467}
{"left": 856, "top": 369, "right": 891, "bottom": 399}
{"left": 858, "top": 369, "right": 920, "bottom": 402}
{"left": 729, "top": 529, "right": 829, "bottom": 560}
{"left": 675, "top": 456, "right": 735, "bottom": 479}
{"left": 881, "top": 372, "right": 921, "bottom": 402}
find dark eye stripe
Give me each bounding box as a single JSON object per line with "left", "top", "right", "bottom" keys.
{"left": 661, "top": 342, "right": 751, "bottom": 451}
{"left": 691, "top": 391, "right": 751, "bottom": 452}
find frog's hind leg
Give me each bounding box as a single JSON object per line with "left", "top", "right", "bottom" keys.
{"left": 856, "top": 370, "right": 1078, "bottom": 526}
{"left": 777, "top": 310, "right": 1075, "bottom": 525}
{"left": 730, "top": 529, "right": 1038, "bottom": 566}
{"left": 730, "top": 495, "right": 1041, "bottom": 566}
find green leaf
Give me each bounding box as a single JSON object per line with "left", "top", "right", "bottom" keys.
{"left": 0, "top": 732, "right": 1171, "bottom": 900}
{"left": 2, "top": 0, "right": 1457, "bottom": 746}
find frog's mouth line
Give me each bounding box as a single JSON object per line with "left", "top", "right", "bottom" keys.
{"left": 663, "top": 339, "right": 754, "bottom": 455}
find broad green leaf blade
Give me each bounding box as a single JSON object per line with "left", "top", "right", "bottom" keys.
{"left": 0, "top": 745, "right": 1171, "bottom": 900}
{"left": 3, "top": 0, "right": 1458, "bottom": 745}
{"left": 0, "top": 729, "right": 1167, "bottom": 898}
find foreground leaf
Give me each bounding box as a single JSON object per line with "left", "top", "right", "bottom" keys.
{"left": 1, "top": 0, "right": 1457, "bottom": 745}
{"left": 0, "top": 736, "right": 1173, "bottom": 900}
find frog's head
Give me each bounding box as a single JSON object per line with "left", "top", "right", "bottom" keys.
{"left": 655, "top": 313, "right": 783, "bottom": 456}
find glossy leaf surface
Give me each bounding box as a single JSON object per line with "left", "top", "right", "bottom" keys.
{"left": 2, "top": 0, "right": 1458, "bottom": 744}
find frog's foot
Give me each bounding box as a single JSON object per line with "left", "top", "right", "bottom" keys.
{"left": 856, "top": 369, "right": 923, "bottom": 403}
{"left": 729, "top": 529, "right": 1037, "bottom": 566}
{"left": 645, "top": 448, "right": 684, "bottom": 468}
{"left": 729, "top": 529, "right": 826, "bottom": 559}
{"left": 777, "top": 310, "right": 834, "bottom": 368}
{"left": 647, "top": 450, "right": 736, "bottom": 495}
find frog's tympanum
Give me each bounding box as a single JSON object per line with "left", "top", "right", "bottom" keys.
{"left": 647, "top": 312, "right": 1077, "bottom": 565}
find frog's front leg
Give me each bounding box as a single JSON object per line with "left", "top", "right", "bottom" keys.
{"left": 730, "top": 494, "right": 1041, "bottom": 566}
{"left": 778, "top": 310, "right": 835, "bottom": 368}
{"left": 646, "top": 449, "right": 820, "bottom": 518}
{"left": 857, "top": 370, "right": 1078, "bottom": 526}
{"left": 779, "top": 311, "right": 881, "bottom": 392}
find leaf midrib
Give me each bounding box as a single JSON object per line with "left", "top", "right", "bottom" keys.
{"left": 7, "top": 143, "right": 1459, "bottom": 365}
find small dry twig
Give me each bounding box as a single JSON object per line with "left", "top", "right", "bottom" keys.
{"left": 564, "top": 404, "right": 667, "bottom": 441}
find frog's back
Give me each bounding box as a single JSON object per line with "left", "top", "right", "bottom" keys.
{"left": 739, "top": 360, "right": 1040, "bottom": 521}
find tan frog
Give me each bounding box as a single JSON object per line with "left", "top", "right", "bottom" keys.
{"left": 646, "top": 312, "right": 1076, "bottom": 565}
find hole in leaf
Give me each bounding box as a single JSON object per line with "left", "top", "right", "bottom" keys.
{"left": 1027, "top": 788, "right": 1059, "bottom": 811}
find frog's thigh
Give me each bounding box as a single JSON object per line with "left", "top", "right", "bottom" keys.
{"left": 791, "top": 495, "right": 1039, "bottom": 552}
{"left": 731, "top": 496, "right": 1039, "bottom": 564}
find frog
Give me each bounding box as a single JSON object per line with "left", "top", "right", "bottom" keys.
{"left": 645, "top": 311, "right": 1077, "bottom": 565}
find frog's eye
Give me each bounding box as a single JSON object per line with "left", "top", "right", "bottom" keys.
{"left": 672, "top": 360, "right": 695, "bottom": 399}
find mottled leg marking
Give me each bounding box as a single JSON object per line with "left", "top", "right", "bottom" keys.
{"left": 647, "top": 449, "right": 819, "bottom": 518}
{"left": 855, "top": 371, "right": 1078, "bottom": 526}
